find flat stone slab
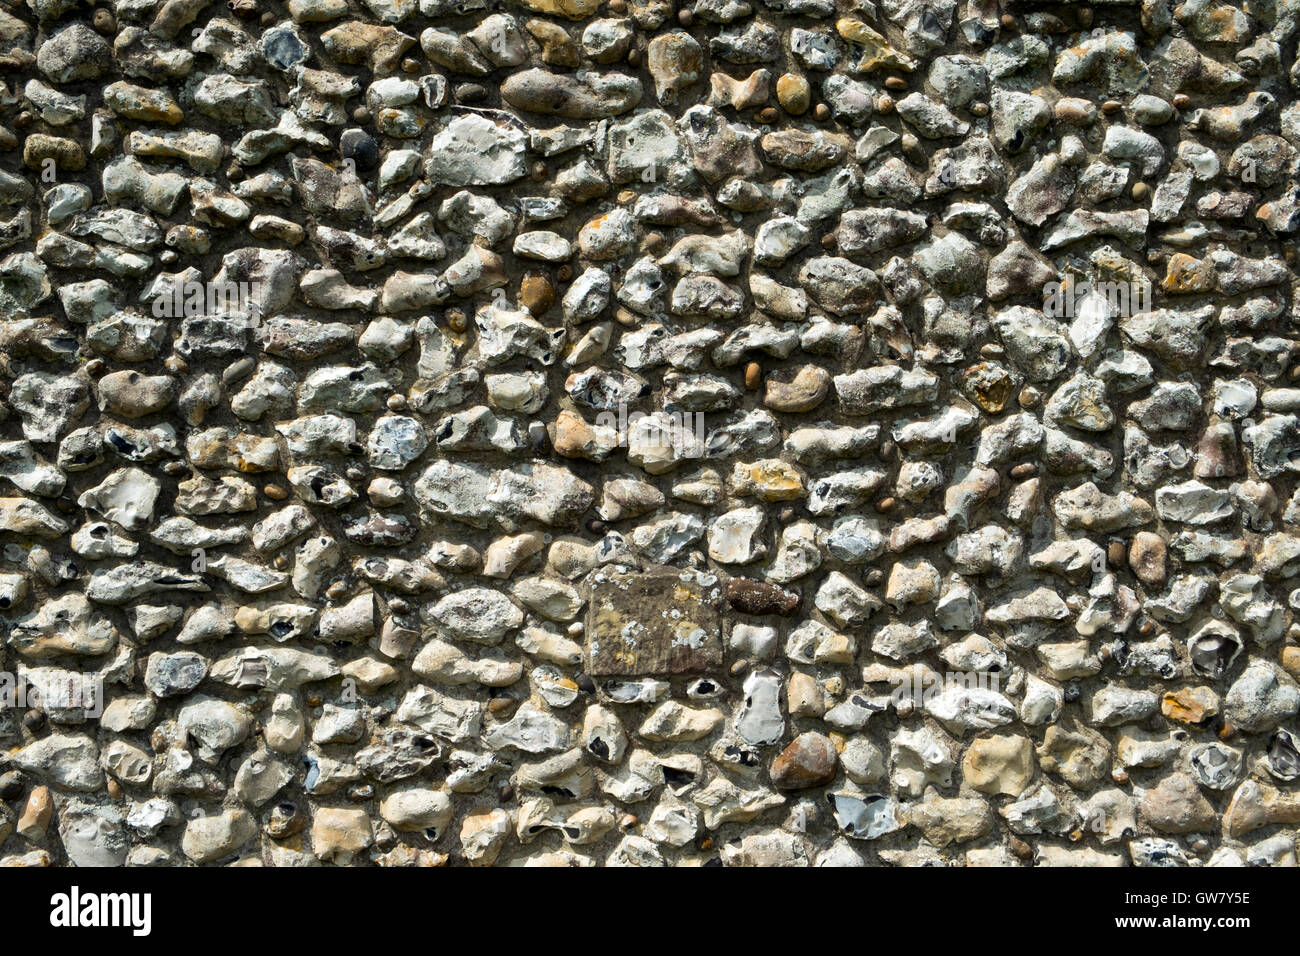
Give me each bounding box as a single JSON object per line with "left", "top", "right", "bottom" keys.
{"left": 585, "top": 568, "right": 723, "bottom": 676}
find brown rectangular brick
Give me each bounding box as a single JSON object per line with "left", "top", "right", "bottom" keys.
{"left": 585, "top": 568, "right": 723, "bottom": 676}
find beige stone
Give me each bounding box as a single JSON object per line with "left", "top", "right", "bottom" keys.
{"left": 962, "top": 735, "right": 1035, "bottom": 796}
{"left": 311, "top": 807, "right": 374, "bottom": 863}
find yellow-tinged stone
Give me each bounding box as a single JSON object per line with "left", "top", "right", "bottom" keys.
{"left": 963, "top": 735, "right": 1035, "bottom": 796}
{"left": 962, "top": 362, "right": 1015, "bottom": 414}
{"left": 1161, "top": 253, "right": 1215, "bottom": 294}
{"left": 1161, "top": 686, "right": 1219, "bottom": 725}
{"left": 311, "top": 807, "right": 373, "bottom": 863}
{"left": 1176, "top": 0, "right": 1251, "bottom": 44}
{"left": 520, "top": 272, "right": 556, "bottom": 316}
{"left": 813, "top": 631, "right": 855, "bottom": 666}
{"left": 103, "top": 81, "right": 184, "bottom": 124}
{"left": 835, "top": 18, "right": 916, "bottom": 72}
{"left": 787, "top": 671, "right": 824, "bottom": 717}
{"left": 512, "top": 0, "right": 601, "bottom": 20}
{"left": 885, "top": 559, "right": 941, "bottom": 607}
{"left": 1090, "top": 248, "right": 1145, "bottom": 286}
{"left": 233, "top": 434, "right": 280, "bottom": 472}
{"left": 776, "top": 73, "right": 811, "bottom": 115}
{"left": 16, "top": 786, "right": 51, "bottom": 840}
{"left": 22, "top": 134, "right": 85, "bottom": 171}
{"left": 234, "top": 606, "right": 266, "bottom": 632}
{"left": 730, "top": 459, "right": 805, "bottom": 501}
{"left": 1281, "top": 645, "right": 1300, "bottom": 680}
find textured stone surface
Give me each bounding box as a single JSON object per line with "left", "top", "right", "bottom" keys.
{"left": 0, "top": 0, "right": 1298, "bottom": 872}
{"left": 585, "top": 567, "right": 722, "bottom": 675}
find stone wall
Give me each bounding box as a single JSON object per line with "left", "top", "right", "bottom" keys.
{"left": 0, "top": 0, "right": 1299, "bottom": 866}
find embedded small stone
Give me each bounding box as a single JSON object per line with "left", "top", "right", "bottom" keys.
{"left": 1128, "top": 532, "right": 1168, "bottom": 587}
{"left": 1162, "top": 687, "right": 1219, "bottom": 726}
{"left": 769, "top": 732, "right": 837, "bottom": 789}
{"left": 726, "top": 578, "right": 800, "bottom": 616}
{"left": 776, "top": 73, "right": 810, "bottom": 115}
